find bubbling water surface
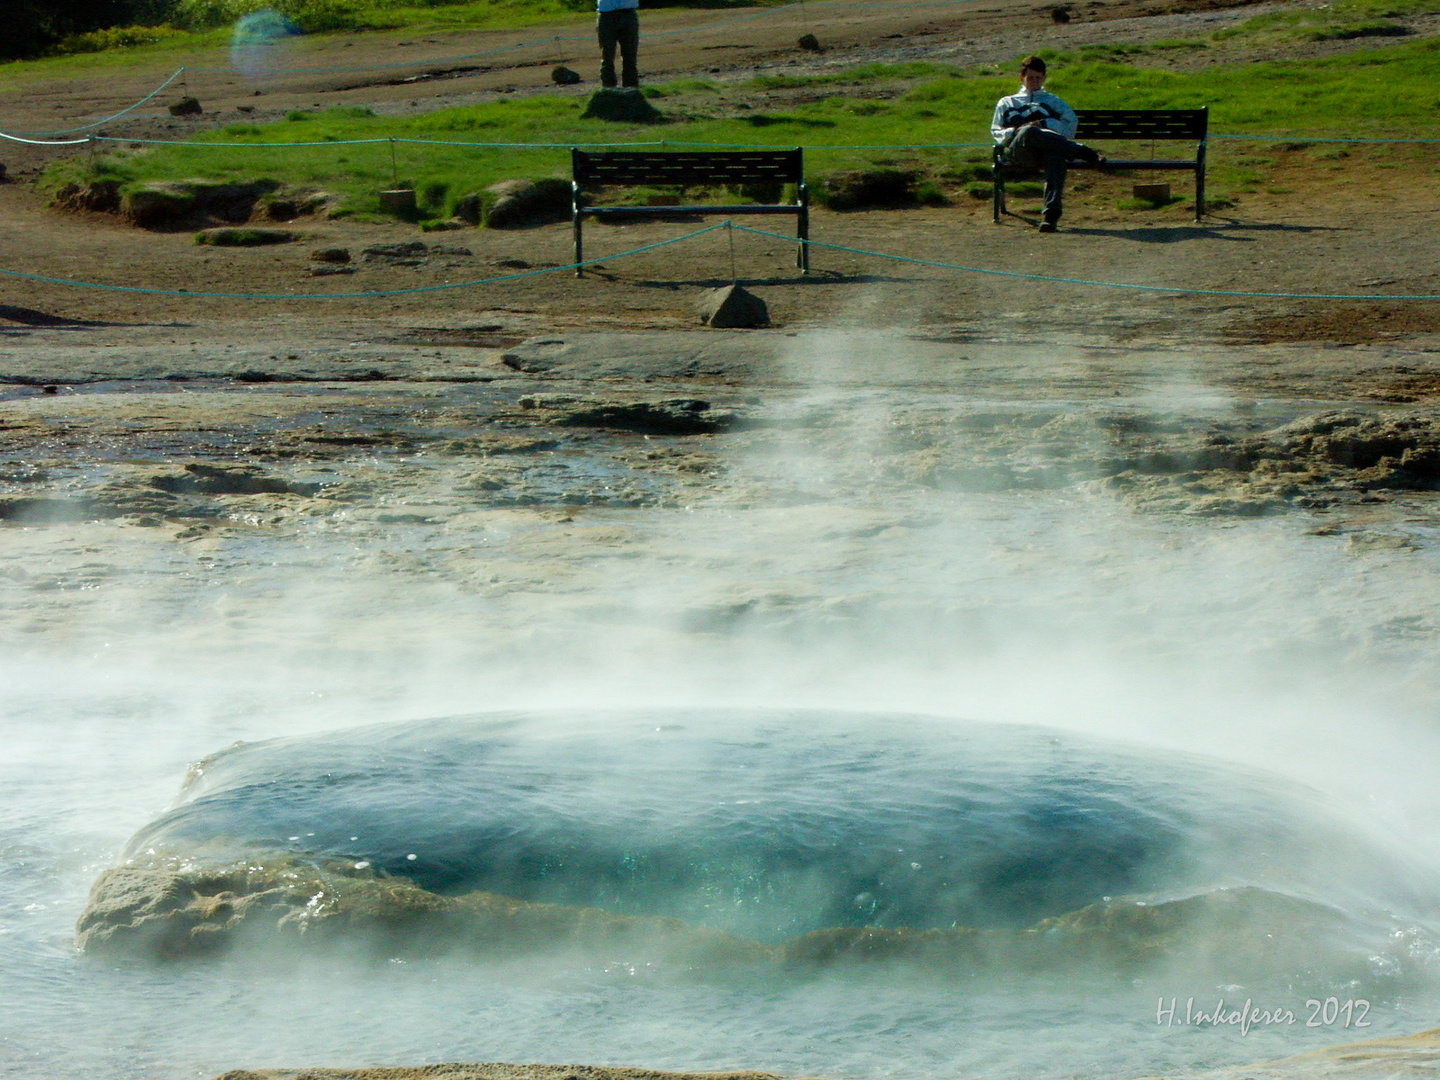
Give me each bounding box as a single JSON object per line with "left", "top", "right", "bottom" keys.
{"left": 123, "top": 709, "right": 1429, "bottom": 946}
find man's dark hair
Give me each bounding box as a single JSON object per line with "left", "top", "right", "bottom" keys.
{"left": 1020, "top": 54, "right": 1047, "bottom": 74}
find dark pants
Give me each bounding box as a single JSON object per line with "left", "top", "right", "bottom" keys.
{"left": 597, "top": 8, "right": 639, "bottom": 88}
{"left": 1003, "top": 126, "right": 1097, "bottom": 224}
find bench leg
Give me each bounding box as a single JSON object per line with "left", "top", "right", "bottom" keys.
{"left": 797, "top": 207, "right": 810, "bottom": 274}
{"left": 993, "top": 176, "right": 1005, "bottom": 223}
{"left": 573, "top": 210, "right": 584, "bottom": 278}
{"left": 1194, "top": 155, "right": 1206, "bottom": 222}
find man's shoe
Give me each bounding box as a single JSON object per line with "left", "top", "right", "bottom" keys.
{"left": 1038, "top": 220, "right": 1057, "bottom": 233}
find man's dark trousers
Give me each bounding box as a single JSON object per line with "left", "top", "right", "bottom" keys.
{"left": 598, "top": 8, "right": 639, "bottom": 88}
{"left": 1004, "top": 125, "right": 1096, "bottom": 224}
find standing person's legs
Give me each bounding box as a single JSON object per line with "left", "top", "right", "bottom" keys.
{"left": 597, "top": 10, "right": 621, "bottom": 88}
{"left": 615, "top": 8, "right": 639, "bottom": 87}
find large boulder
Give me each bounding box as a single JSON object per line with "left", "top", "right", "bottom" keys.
{"left": 821, "top": 168, "right": 921, "bottom": 211}
{"left": 120, "top": 179, "right": 280, "bottom": 229}
{"left": 51, "top": 179, "right": 121, "bottom": 213}
{"left": 467, "top": 177, "right": 571, "bottom": 229}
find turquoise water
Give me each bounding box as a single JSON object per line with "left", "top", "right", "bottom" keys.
{"left": 121, "top": 709, "right": 1434, "bottom": 950}
{"left": 5, "top": 688, "right": 1440, "bottom": 1080}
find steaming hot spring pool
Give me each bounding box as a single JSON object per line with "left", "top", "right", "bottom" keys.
{"left": 6, "top": 698, "right": 1440, "bottom": 1080}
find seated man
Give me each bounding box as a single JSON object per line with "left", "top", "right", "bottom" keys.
{"left": 991, "top": 55, "right": 1102, "bottom": 232}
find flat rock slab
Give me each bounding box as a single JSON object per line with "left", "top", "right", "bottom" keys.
{"left": 201, "top": 1026, "right": 1440, "bottom": 1080}
{"left": 0, "top": 340, "right": 510, "bottom": 386}
{"left": 212, "top": 1068, "right": 787, "bottom": 1080}
{"left": 500, "top": 331, "right": 791, "bottom": 382}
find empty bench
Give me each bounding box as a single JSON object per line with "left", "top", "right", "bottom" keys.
{"left": 993, "top": 107, "right": 1209, "bottom": 223}
{"left": 571, "top": 147, "right": 810, "bottom": 276}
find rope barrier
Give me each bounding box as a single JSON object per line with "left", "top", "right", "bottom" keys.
{"left": 0, "top": 132, "right": 93, "bottom": 147}
{"left": 84, "top": 134, "right": 995, "bottom": 150}
{"left": 0, "top": 222, "right": 730, "bottom": 300}
{"left": 42, "top": 130, "right": 1440, "bottom": 154}
{"left": 1, "top": 218, "right": 1435, "bottom": 303}
{"left": 0, "top": 67, "right": 186, "bottom": 139}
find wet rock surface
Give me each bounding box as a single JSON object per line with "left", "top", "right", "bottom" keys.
{"left": 3, "top": 329, "right": 1439, "bottom": 534}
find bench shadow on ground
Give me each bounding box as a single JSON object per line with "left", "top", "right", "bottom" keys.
{"left": 0, "top": 305, "right": 185, "bottom": 332}
{"left": 1000, "top": 215, "right": 1343, "bottom": 243}
{"left": 587, "top": 269, "right": 919, "bottom": 288}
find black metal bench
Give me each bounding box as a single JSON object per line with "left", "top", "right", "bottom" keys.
{"left": 571, "top": 147, "right": 809, "bottom": 277}
{"left": 993, "top": 107, "right": 1209, "bottom": 223}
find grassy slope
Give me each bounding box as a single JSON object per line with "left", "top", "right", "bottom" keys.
{"left": 12, "top": 0, "right": 1440, "bottom": 220}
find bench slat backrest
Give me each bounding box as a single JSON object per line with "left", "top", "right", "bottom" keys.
{"left": 1074, "top": 108, "right": 1208, "bottom": 141}
{"left": 573, "top": 148, "right": 804, "bottom": 188}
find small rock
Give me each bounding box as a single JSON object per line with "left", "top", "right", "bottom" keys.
{"left": 378, "top": 188, "right": 417, "bottom": 216}
{"left": 169, "top": 96, "right": 203, "bottom": 117}
{"left": 0, "top": 163, "right": 8, "bottom": 184}
{"left": 51, "top": 179, "right": 121, "bottom": 213}
{"left": 798, "top": 33, "right": 822, "bottom": 51}
{"left": 363, "top": 241, "right": 429, "bottom": 265}
{"left": 696, "top": 284, "right": 769, "bottom": 329}
{"left": 1347, "top": 532, "right": 1419, "bottom": 553}
{"left": 556, "top": 398, "right": 732, "bottom": 435}
{"left": 552, "top": 65, "right": 582, "bottom": 85}
{"left": 310, "top": 247, "right": 351, "bottom": 264}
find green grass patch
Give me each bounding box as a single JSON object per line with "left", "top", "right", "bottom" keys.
{"left": 1116, "top": 192, "right": 1186, "bottom": 211}
{"left": 49, "top": 24, "right": 193, "bottom": 56}
{"left": 195, "top": 226, "right": 298, "bottom": 245}
{"left": 26, "top": 40, "right": 1440, "bottom": 223}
